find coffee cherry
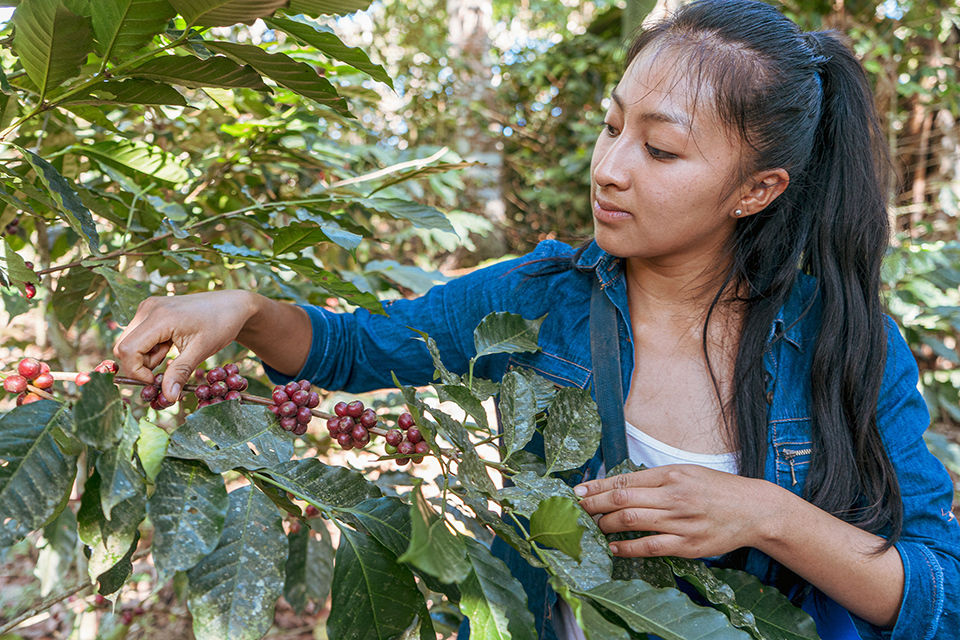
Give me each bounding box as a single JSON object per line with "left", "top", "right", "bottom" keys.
{"left": 209, "top": 396, "right": 224, "bottom": 405}
{"left": 398, "top": 441, "right": 415, "bottom": 456}
{"left": 23, "top": 283, "right": 36, "bottom": 299}
{"left": 284, "top": 381, "right": 301, "bottom": 397}
{"left": 33, "top": 372, "right": 54, "bottom": 390}
{"left": 278, "top": 401, "right": 297, "bottom": 418}
{"left": 298, "top": 379, "right": 311, "bottom": 391}
{"left": 4, "top": 374, "right": 27, "bottom": 394}
{"left": 306, "top": 392, "right": 320, "bottom": 408}
{"left": 398, "top": 412, "right": 415, "bottom": 430}
{"left": 384, "top": 443, "right": 398, "bottom": 455}
{"left": 122, "top": 610, "right": 134, "bottom": 626}
{"left": 269, "top": 404, "right": 280, "bottom": 415}
{"left": 337, "top": 432, "right": 354, "bottom": 449}
{"left": 18, "top": 358, "right": 41, "bottom": 380}
{"left": 224, "top": 390, "right": 242, "bottom": 401}
{"left": 406, "top": 428, "right": 422, "bottom": 445}
{"left": 134, "top": 606, "right": 145, "bottom": 616}
{"left": 414, "top": 441, "right": 430, "bottom": 456}
{"left": 226, "top": 373, "right": 247, "bottom": 391}
{"left": 17, "top": 392, "right": 43, "bottom": 406}
{"left": 385, "top": 429, "right": 403, "bottom": 447}
{"left": 194, "top": 385, "right": 212, "bottom": 401}
{"left": 351, "top": 424, "right": 368, "bottom": 441}
{"left": 360, "top": 408, "right": 378, "bottom": 429}
{"left": 195, "top": 368, "right": 207, "bottom": 382}
{"left": 95, "top": 594, "right": 107, "bottom": 607}
{"left": 327, "top": 416, "right": 341, "bottom": 435}
{"left": 293, "top": 421, "right": 308, "bottom": 436}
{"left": 345, "top": 400, "right": 364, "bottom": 418}
{"left": 153, "top": 372, "right": 164, "bottom": 386}
{"left": 224, "top": 363, "right": 240, "bottom": 376}
{"left": 339, "top": 416, "right": 356, "bottom": 432}
{"left": 140, "top": 385, "right": 159, "bottom": 402}
{"left": 280, "top": 417, "right": 297, "bottom": 431}
{"left": 334, "top": 401, "right": 348, "bottom": 417}
{"left": 75, "top": 372, "right": 91, "bottom": 386}
{"left": 272, "top": 388, "right": 290, "bottom": 405}
{"left": 296, "top": 406, "right": 312, "bottom": 424}
{"left": 210, "top": 381, "right": 229, "bottom": 397}
{"left": 396, "top": 457, "right": 410, "bottom": 466}
{"left": 291, "top": 389, "right": 309, "bottom": 406}
{"left": 305, "top": 505, "right": 320, "bottom": 517}
{"left": 206, "top": 367, "right": 226, "bottom": 384}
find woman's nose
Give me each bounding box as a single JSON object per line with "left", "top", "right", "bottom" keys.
{"left": 592, "top": 137, "right": 632, "bottom": 191}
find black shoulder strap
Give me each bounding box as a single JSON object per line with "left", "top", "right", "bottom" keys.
{"left": 590, "top": 277, "right": 628, "bottom": 468}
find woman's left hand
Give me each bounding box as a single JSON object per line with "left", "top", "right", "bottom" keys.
{"left": 574, "top": 465, "right": 779, "bottom": 558}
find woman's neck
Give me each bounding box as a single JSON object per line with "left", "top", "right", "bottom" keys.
{"left": 624, "top": 255, "right": 736, "bottom": 327}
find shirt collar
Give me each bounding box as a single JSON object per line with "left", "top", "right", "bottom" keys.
{"left": 576, "top": 239, "right": 813, "bottom": 352}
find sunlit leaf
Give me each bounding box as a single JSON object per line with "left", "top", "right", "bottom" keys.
{"left": 13, "top": 0, "right": 92, "bottom": 98}
{"left": 529, "top": 496, "right": 584, "bottom": 562}
{"left": 94, "top": 266, "right": 149, "bottom": 325}
{"left": 168, "top": 0, "right": 287, "bottom": 26}
{"left": 66, "top": 79, "right": 187, "bottom": 106}
{"left": 355, "top": 197, "right": 456, "bottom": 235}
{"left": 474, "top": 312, "right": 544, "bottom": 360}
{"left": 91, "top": 0, "right": 175, "bottom": 59}
{"left": 127, "top": 54, "right": 270, "bottom": 91}
{"left": 70, "top": 139, "right": 191, "bottom": 184}
{"left": 282, "top": 0, "right": 373, "bottom": 18}
{"left": 265, "top": 458, "right": 382, "bottom": 510}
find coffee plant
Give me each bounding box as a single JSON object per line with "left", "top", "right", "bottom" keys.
{"left": 0, "top": 308, "right": 825, "bottom": 640}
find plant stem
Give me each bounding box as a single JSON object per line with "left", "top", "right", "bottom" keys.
{"left": 0, "top": 581, "right": 93, "bottom": 635}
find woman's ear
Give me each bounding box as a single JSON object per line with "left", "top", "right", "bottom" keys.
{"left": 735, "top": 169, "right": 790, "bottom": 217}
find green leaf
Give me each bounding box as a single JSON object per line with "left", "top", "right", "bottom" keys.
{"left": 283, "top": 522, "right": 335, "bottom": 614}
{"left": 0, "top": 401, "right": 77, "bottom": 548}
{"left": 529, "top": 496, "right": 584, "bottom": 561}
{"left": 499, "top": 370, "right": 537, "bottom": 460}
{"left": 666, "top": 559, "right": 764, "bottom": 640}
{"left": 66, "top": 79, "right": 187, "bottom": 106}
{"left": 264, "top": 458, "right": 382, "bottom": 509}
{"left": 551, "top": 578, "right": 629, "bottom": 640}
{"left": 278, "top": 258, "right": 386, "bottom": 315}
{"left": 186, "top": 485, "right": 287, "bottom": 640}
{"left": 425, "top": 405, "right": 471, "bottom": 451}
{"left": 136, "top": 420, "right": 169, "bottom": 482}
{"left": 582, "top": 580, "right": 751, "bottom": 640}
{"left": 51, "top": 266, "right": 105, "bottom": 330}
{"left": 282, "top": 0, "right": 373, "bottom": 18}
{"left": 95, "top": 412, "right": 143, "bottom": 521}
{"left": 72, "top": 371, "right": 124, "bottom": 450}
{"left": 263, "top": 16, "right": 392, "bottom": 87}
{"left": 127, "top": 54, "right": 270, "bottom": 90}
{"left": 166, "top": 402, "right": 294, "bottom": 473}
{"left": 71, "top": 140, "right": 191, "bottom": 184}
{"left": 342, "top": 496, "right": 410, "bottom": 557}
{"left": 269, "top": 220, "right": 360, "bottom": 255}
{"left": 355, "top": 197, "right": 456, "bottom": 235}
{"left": 473, "top": 312, "right": 544, "bottom": 360}
{"left": 459, "top": 536, "right": 537, "bottom": 640}
{"left": 543, "top": 387, "right": 602, "bottom": 475}
{"left": 77, "top": 469, "right": 146, "bottom": 594}
{"left": 408, "top": 327, "right": 461, "bottom": 386}
{"left": 711, "top": 569, "right": 821, "bottom": 640}
{"left": 3, "top": 237, "right": 40, "bottom": 286}
{"left": 91, "top": 0, "right": 175, "bottom": 59}
{"left": 13, "top": 0, "right": 92, "bottom": 98}
{"left": 459, "top": 448, "right": 497, "bottom": 496}
{"left": 438, "top": 384, "right": 489, "bottom": 430}
{"left": 17, "top": 147, "right": 100, "bottom": 253}
{"left": 147, "top": 458, "right": 228, "bottom": 580}
{"left": 92, "top": 266, "right": 149, "bottom": 325}
{"left": 328, "top": 525, "right": 422, "bottom": 640}
{"left": 36, "top": 506, "right": 79, "bottom": 597}
{"left": 397, "top": 482, "right": 470, "bottom": 584}
{"left": 205, "top": 41, "right": 349, "bottom": 114}
{"left": 168, "top": 0, "right": 288, "bottom": 26}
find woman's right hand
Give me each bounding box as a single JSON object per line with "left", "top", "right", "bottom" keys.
{"left": 113, "top": 290, "right": 261, "bottom": 402}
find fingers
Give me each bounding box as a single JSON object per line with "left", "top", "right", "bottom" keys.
{"left": 575, "top": 467, "right": 667, "bottom": 499}
{"left": 596, "top": 507, "right": 669, "bottom": 535}
{"left": 578, "top": 485, "right": 671, "bottom": 516}
{"left": 114, "top": 299, "right": 172, "bottom": 384}
{"left": 608, "top": 533, "right": 685, "bottom": 558}
{"left": 161, "top": 343, "right": 207, "bottom": 403}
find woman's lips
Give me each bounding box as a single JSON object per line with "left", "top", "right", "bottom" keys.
{"left": 593, "top": 199, "right": 633, "bottom": 223}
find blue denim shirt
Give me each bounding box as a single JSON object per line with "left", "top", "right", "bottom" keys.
{"left": 269, "top": 240, "right": 960, "bottom": 640}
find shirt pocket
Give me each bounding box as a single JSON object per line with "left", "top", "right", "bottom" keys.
{"left": 776, "top": 440, "right": 813, "bottom": 492}
{"left": 506, "top": 350, "right": 592, "bottom": 390}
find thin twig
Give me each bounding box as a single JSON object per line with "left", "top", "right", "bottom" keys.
{"left": 0, "top": 582, "right": 92, "bottom": 635}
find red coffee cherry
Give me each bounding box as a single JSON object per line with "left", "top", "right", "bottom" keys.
{"left": 406, "top": 428, "right": 422, "bottom": 445}
{"left": 398, "top": 441, "right": 415, "bottom": 456}
{"left": 334, "top": 401, "right": 349, "bottom": 417}
{"left": 33, "top": 372, "right": 54, "bottom": 390}
{"left": 23, "top": 283, "right": 37, "bottom": 299}
{"left": 298, "top": 379, "right": 311, "bottom": 391}
{"left": 345, "top": 400, "right": 364, "bottom": 418}
{"left": 360, "top": 408, "right": 378, "bottom": 428}
{"left": 17, "top": 392, "right": 43, "bottom": 406}
{"left": 385, "top": 429, "right": 402, "bottom": 447}
{"left": 296, "top": 406, "right": 313, "bottom": 424}
{"left": 140, "top": 385, "right": 159, "bottom": 402}
{"left": 306, "top": 392, "right": 320, "bottom": 408}
{"left": 4, "top": 374, "right": 28, "bottom": 394}
{"left": 75, "top": 372, "right": 91, "bottom": 386}
{"left": 398, "top": 412, "right": 415, "bottom": 430}
{"left": 272, "top": 388, "right": 290, "bottom": 405}
{"left": 284, "top": 381, "right": 301, "bottom": 397}
{"left": 206, "top": 367, "right": 227, "bottom": 384}
{"left": 224, "top": 390, "right": 242, "bottom": 401}
{"left": 18, "top": 358, "right": 42, "bottom": 380}
{"left": 280, "top": 417, "right": 297, "bottom": 431}
{"left": 224, "top": 363, "right": 240, "bottom": 376}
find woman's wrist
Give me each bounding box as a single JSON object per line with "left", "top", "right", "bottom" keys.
{"left": 236, "top": 294, "right": 312, "bottom": 377}
{"left": 745, "top": 478, "right": 793, "bottom": 553}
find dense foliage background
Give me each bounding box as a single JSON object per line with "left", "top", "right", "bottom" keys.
{"left": 1, "top": 0, "right": 959, "bottom": 638}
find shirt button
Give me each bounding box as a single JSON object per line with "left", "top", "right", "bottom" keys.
{"left": 766, "top": 390, "right": 775, "bottom": 405}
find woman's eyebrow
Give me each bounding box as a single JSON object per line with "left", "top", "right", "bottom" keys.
{"left": 610, "top": 88, "right": 693, "bottom": 130}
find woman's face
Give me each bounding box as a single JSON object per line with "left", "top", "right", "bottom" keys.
{"left": 590, "top": 49, "right": 746, "bottom": 266}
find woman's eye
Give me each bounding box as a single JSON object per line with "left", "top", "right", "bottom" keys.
{"left": 602, "top": 122, "right": 619, "bottom": 136}
{"left": 645, "top": 144, "right": 677, "bottom": 160}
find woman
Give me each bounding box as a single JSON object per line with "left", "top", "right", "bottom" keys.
{"left": 114, "top": 1, "right": 960, "bottom": 638}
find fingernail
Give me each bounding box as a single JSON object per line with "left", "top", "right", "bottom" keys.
{"left": 609, "top": 544, "right": 619, "bottom": 555}
{"left": 170, "top": 382, "right": 181, "bottom": 399}
{"left": 574, "top": 485, "right": 587, "bottom": 497}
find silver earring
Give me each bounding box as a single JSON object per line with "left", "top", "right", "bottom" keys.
{"left": 734, "top": 209, "right": 743, "bottom": 217}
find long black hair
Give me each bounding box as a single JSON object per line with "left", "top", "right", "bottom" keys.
{"left": 624, "top": 0, "right": 902, "bottom": 558}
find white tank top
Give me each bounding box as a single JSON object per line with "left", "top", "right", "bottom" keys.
{"left": 558, "top": 421, "right": 739, "bottom": 640}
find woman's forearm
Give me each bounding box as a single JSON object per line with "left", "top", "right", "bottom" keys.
{"left": 236, "top": 293, "right": 313, "bottom": 378}
{"left": 753, "top": 481, "right": 904, "bottom": 629}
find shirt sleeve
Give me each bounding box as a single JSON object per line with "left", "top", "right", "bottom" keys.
{"left": 263, "top": 240, "right": 575, "bottom": 393}
{"left": 869, "top": 317, "right": 960, "bottom": 640}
